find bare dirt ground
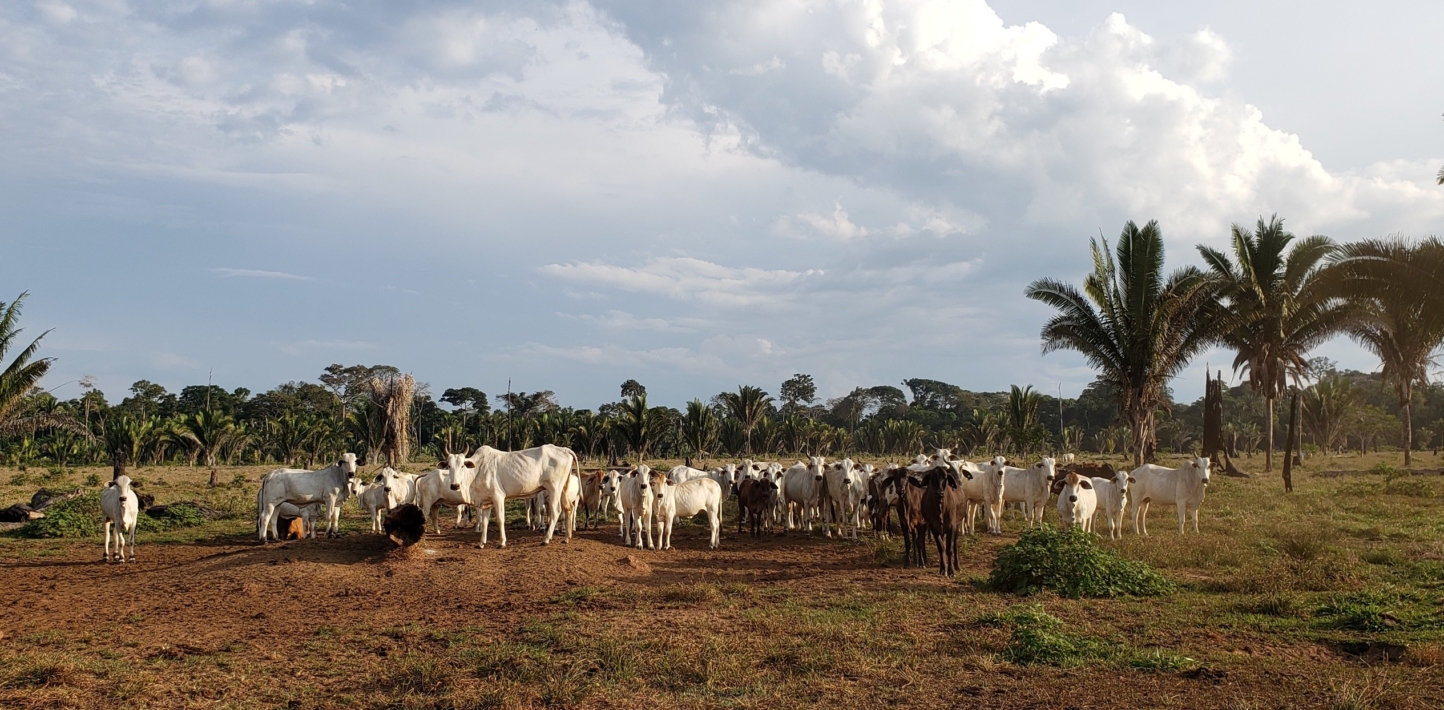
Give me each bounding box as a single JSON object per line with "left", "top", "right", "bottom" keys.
{"left": 2, "top": 456, "right": 1443, "bottom": 708}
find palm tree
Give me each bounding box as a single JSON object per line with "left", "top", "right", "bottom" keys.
{"left": 1327, "top": 238, "right": 1444, "bottom": 466}
{"left": 616, "top": 392, "right": 662, "bottom": 461}
{"left": 1303, "top": 373, "right": 1357, "bottom": 454}
{"left": 1005, "top": 385, "right": 1049, "bottom": 455}
{"left": 102, "top": 413, "right": 155, "bottom": 480}
{"left": 680, "top": 399, "right": 719, "bottom": 461}
{"left": 177, "top": 409, "right": 244, "bottom": 487}
{"left": 718, "top": 386, "right": 773, "bottom": 454}
{"left": 1027, "top": 220, "right": 1218, "bottom": 466}
{"left": 1198, "top": 215, "right": 1349, "bottom": 471}
{"left": 0, "top": 293, "right": 78, "bottom": 437}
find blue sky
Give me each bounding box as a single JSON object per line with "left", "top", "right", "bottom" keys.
{"left": 3, "top": 0, "right": 1441, "bottom": 409}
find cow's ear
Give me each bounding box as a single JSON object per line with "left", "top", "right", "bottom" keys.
{"left": 464, "top": 460, "right": 476, "bottom": 468}
{"left": 1078, "top": 479, "right": 1093, "bottom": 489}
{"left": 437, "top": 461, "right": 447, "bottom": 470}
{"left": 1127, "top": 476, "right": 1136, "bottom": 483}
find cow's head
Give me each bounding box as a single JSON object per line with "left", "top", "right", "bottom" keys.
{"left": 929, "top": 448, "right": 953, "bottom": 467}
{"left": 648, "top": 469, "right": 670, "bottom": 499}
{"left": 338, "top": 452, "right": 359, "bottom": 479}
{"left": 632, "top": 464, "right": 652, "bottom": 492}
{"left": 1036, "top": 457, "right": 1057, "bottom": 483}
{"left": 599, "top": 470, "right": 619, "bottom": 495}
{"left": 809, "top": 456, "right": 827, "bottom": 482}
{"left": 1191, "top": 456, "right": 1212, "bottom": 485}
{"left": 441, "top": 452, "right": 477, "bottom": 491}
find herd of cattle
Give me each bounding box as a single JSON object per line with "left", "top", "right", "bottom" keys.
{"left": 95, "top": 444, "right": 1213, "bottom": 575}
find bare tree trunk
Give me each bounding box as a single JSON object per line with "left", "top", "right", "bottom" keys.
{"left": 1265, "top": 396, "right": 1275, "bottom": 473}
{"left": 208, "top": 455, "right": 220, "bottom": 488}
{"left": 1282, "top": 391, "right": 1299, "bottom": 493}
{"left": 1402, "top": 396, "right": 1413, "bottom": 468}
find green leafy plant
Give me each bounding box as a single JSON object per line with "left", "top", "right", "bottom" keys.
{"left": 14, "top": 492, "right": 103, "bottom": 538}
{"left": 83, "top": 473, "right": 100, "bottom": 487}
{"left": 992, "top": 605, "right": 1109, "bottom": 666}
{"left": 988, "top": 525, "right": 1174, "bottom": 598}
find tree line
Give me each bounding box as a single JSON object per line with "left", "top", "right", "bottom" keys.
{"left": 0, "top": 219, "right": 1438, "bottom": 480}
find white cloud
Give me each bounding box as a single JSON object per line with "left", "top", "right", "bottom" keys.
{"left": 211, "top": 268, "right": 313, "bottom": 281}
{"left": 152, "top": 351, "right": 197, "bottom": 369}
{"left": 275, "top": 339, "right": 378, "bottom": 356}
{"left": 36, "top": 0, "right": 75, "bottom": 24}
{"left": 540, "top": 257, "right": 817, "bottom": 307}
{"left": 774, "top": 202, "right": 870, "bottom": 240}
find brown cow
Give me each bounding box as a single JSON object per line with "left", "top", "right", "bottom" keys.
{"left": 919, "top": 465, "right": 969, "bottom": 577}
{"left": 883, "top": 466, "right": 930, "bottom": 568}
{"left": 1053, "top": 462, "right": 1116, "bottom": 497}
{"left": 741, "top": 479, "right": 779, "bottom": 538}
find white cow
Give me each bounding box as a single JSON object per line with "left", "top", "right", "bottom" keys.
{"left": 256, "top": 453, "right": 358, "bottom": 542}
{"left": 532, "top": 472, "right": 583, "bottom": 534}
{"left": 1091, "top": 469, "right": 1134, "bottom": 540}
{"left": 618, "top": 465, "right": 656, "bottom": 549}
{"left": 101, "top": 475, "right": 139, "bottom": 563}
{"left": 649, "top": 469, "right": 723, "bottom": 549}
{"left": 1057, "top": 472, "right": 1097, "bottom": 531}
{"left": 781, "top": 457, "right": 826, "bottom": 533}
{"left": 956, "top": 456, "right": 1004, "bottom": 534}
{"left": 711, "top": 463, "right": 739, "bottom": 493}
{"left": 444, "top": 445, "right": 578, "bottom": 548}
{"left": 1000, "top": 458, "right": 1056, "bottom": 528}
{"left": 821, "top": 458, "right": 864, "bottom": 539}
{"left": 667, "top": 465, "right": 713, "bottom": 484}
{"left": 1130, "top": 457, "right": 1211, "bottom": 535}
{"left": 417, "top": 468, "right": 475, "bottom": 534}
{"left": 351, "top": 472, "right": 389, "bottom": 533}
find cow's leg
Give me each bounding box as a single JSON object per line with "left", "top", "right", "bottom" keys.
{"left": 263, "top": 503, "right": 282, "bottom": 542}
{"left": 126, "top": 523, "right": 137, "bottom": 562}
{"left": 104, "top": 520, "right": 113, "bottom": 562}
{"left": 477, "top": 503, "right": 493, "bottom": 548}
{"left": 540, "top": 486, "right": 563, "bottom": 545}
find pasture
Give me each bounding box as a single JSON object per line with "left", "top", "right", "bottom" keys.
{"left": 2, "top": 453, "right": 1444, "bottom": 709}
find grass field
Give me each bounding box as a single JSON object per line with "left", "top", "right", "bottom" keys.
{"left": 1, "top": 451, "right": 1442, "bottom": 709}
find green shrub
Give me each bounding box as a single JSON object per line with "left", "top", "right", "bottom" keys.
{"left": 988, "top": 525, "right": 1174, "bottom": 598}
{"left": 995, "top": 605, "right": 1109, "bottom": 666}
{"left": 83, "top": 473, "right": 100, "bottom": 487}
{"left": 143, "top": 502, "right": 209, "bottom": 530}
{"left": 14, "top": 492, "right": 103, "bottom": 538}
{"left": 1316, "top": 588, "right": 1441, "bottom": 632}
{"left": 44, "top": 467, "right": 66, "bottom": 481}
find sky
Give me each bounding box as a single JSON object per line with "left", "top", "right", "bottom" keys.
{"left": 2, "top": 0, "right": 1440, "bottom": 410}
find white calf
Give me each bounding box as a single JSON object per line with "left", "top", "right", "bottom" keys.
{"left": 958, "top": 456, "right": 1005, "bottom": 534}
{"left": 781, "top": 457, "right": 826, "bottom": 533}
{"left": 618, "top": 465, "right": 655, "bottom": 549}
{"left": 101, "top": 475, "right": 139, "bottom": 563}
{"left": 256, "top": 454, "right": 358, "bottom": 542}
{"left": 649, "top": 471, "right": 723, "bottom": 549}
{"left": 1056, "top": 472, "right": 1097, "bottom": 532}
{"left": 1091, "top": 469, "right": 1133, "bottom": 540}
{"left": 351, "top": 473, "right": 389, "bottom": 533}
{"left": 821, "top": 458, "right": 864, "bottom": 539}
{"left": 1130, "top": 457, "right": 1211, "bottom": 535}
{"left": 416, "top": 468, "right": 474, "bottom": 534}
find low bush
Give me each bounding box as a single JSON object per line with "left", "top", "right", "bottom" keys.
{"left": 988, "top": 525, "right": 1174, "bottom": 598}
{"left": 990, "top": 605, "right": 1109, "bottom": 666}
{"left": 143, "top": 502, "right": 211, "bottom": 530}
{"left": 14, "top": 492, "right": 103, "bottom": 538}
{"left": 1316, "top": 588, "right": 1441, "bottom": 632}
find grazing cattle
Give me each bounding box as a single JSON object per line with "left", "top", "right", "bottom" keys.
{"left": 883, "top": 466, "right": 929, "bottom": 568}
{"left": 1130, "top": 457, "right": 1211, "bottom": 535}
{"left": 256, "top": 454, "right": 358, "bottom": 542}
{"left": 1091, "top": 469, "right": 1134, "bottom": 540}
{"left": 384, "top": 504, "right": 426, "bottom": 547}
{"left": 617, "top": 465, "right": 655, "bottom": 549}
{"left": 999, "top": 458, "right": 1056, "bottom": 528}
{"left": 443, "top": 445, "right": 578, "bottom": 548}
{"left": 667, "top": 465, "right": 712, "bottom": 485}
{"left": 821, "top": 458, "right": 864, "bottom": 539}
{"left": 741, "top": 478, "right": 779, "bottom": 537}
{"left": 1057, "top": 472, "right": 1097, "bottom": 532}
{"left": 781, "top": 457, "right": 826, "bottom": 533}
{"left": 416, "top": 468, "right": 474, "bottom": 534}
{"left": 648, "top": 469, "right": 722, "bottom": 550}
{"left": 919, "top": 465, "right": 968, "bottom": 576}
{"left": 101, "top": 475, "right": 139, "bottom": 563}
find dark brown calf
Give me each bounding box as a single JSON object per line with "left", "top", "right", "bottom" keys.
{"left": 579, "top": 471, "right": 605, "bottom": 530}
{"left": 867, "top": 473, "right": 893, "bottom": 538}
{"left": 884, "top": 467, "right": 929, "bottom": 568}
{"left": 919, "top": 466, "right": 968, "bottom": 577}
{"left": 742, "top": 479, "right": 778, "bottom": 538}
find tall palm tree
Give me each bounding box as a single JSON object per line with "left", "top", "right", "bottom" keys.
{"left": 1026, "top": 220, "right": 1218, "bottom": 466}
{"left": 680, "top": 399, "right": 719, "bottom": 460}
{"left": 0, "top": 293, "right": 77, "bottom": 437}
{"left": 616, "top": 392, "right": 662, "bottom": 461}
{"left": 1005, "top": 385, "right": 1048, "bottom": 455}
{"left": 1327, "top": 237, "right": 1444, "bottom": 466}
{"left": 177, "top": 409, "right": 244, "bottom": 487}
{"left": 1198, "top": 215, "right": 1348, "bottom": 471}
{"left": 718, "top": 386, "right": 773, "bottom": 454}
{"left": 1302, "top": 373, "right": 1357, "bottom": 455}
